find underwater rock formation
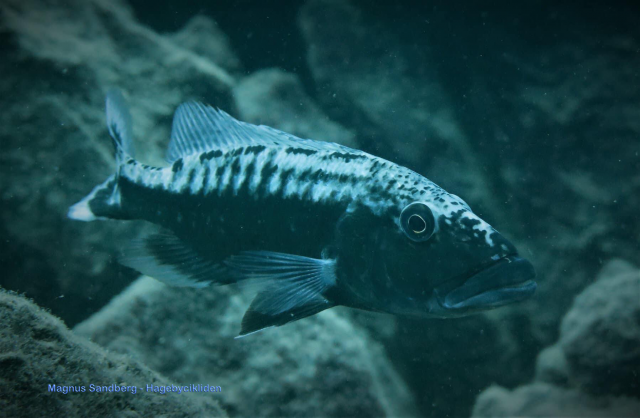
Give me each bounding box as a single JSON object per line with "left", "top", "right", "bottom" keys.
{"left": 473, "top": 383, "right": 640, "bottom": 418}
{"left": 1, "top": 0, "right": 638, "bottom": 416}
{"left": 297, "top": 0, "right": 495, "bottom": 208}
{"left": 297, "top": 2, "right": 536, "bottom": 416}
{"left": 559, "top": 259, "right": 640, "bottom": 397}
{"left": 0, "top": 0, "right": 238, "bottom": 325}
{"left": 297, "top": 1, "right": 640, "bottom": 416}
{"left": 233, "top": 68, "right": 357, "bottom": 148}
{"left": 74, "top": 277, "right": 419, "bottom": 418}
{"left": 0, "top": 289, "right": 227, "bottom": 417}
{"left": 472, "top": 259, "right": 640, "bottom": 417}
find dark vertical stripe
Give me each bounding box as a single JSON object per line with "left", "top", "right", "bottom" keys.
{"left": 242, "top": 158, "right": 257, "bottom": 195}
{"left": 202, "top": 164, "right": 211, "bottom": 194}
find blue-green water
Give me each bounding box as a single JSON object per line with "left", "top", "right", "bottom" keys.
{"left": 0, "top": 1, "right": 638, "bottom": 417}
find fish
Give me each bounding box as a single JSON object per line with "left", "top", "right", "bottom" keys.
{"left": 68, "top": 90, "right": 537, "bottom": 337}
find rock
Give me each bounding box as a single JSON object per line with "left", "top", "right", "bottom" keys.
{"left": 298, "top": 2, "right": 640, "bottom": 415}
{"left": 473, "top": 260, "right": 640, "bottom": 416}
{"left": 0, "top": 0, "right": 238, "bottom": 325}
{"left": 473, "top": 383, "right": 640, "bottom": 418}
{"left": 233, "top": 68, "right": 357, "bottom": 147}
{"left": 559, "top": 259, "right": 640, "bottom": 397}
{"left": 168, "top": 15, "right": 242, "bottom": 73}
{"left": 297, "top": 2, "right": 540, "bottom": 417}
{"left": 74, "top": 276, "right": 419, "bottom": 417}
{"left": 0, "top": 289, "right": 226, "bottom": 417}
{"left": 297, "top": 0, "right": 496, "bottom": 208}
{"left": 535, "top": 345, "right": 570, "bottom": 387}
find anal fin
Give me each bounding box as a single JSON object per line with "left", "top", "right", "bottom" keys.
{"left": 237, "top": 295, "right": 334, "bottom": 337}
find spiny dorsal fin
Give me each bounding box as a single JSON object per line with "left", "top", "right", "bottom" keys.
{"left": 166, "top": 101, "right": 361, "bottom": 162}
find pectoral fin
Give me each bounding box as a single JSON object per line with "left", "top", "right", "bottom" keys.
{"left": 225, "top": 251, "right": 338, "bottom": 336}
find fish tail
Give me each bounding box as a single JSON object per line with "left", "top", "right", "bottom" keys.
{"left": 68, "top": 89, "right": 135, "bottom": 222}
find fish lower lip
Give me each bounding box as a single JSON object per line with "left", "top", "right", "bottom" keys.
{"left": 441, "top": 256, "right": 537, "bottom": 310}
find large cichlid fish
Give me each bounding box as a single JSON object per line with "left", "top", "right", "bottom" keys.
{"left": 69, "top": 91, "right": 536, "bottom": 337}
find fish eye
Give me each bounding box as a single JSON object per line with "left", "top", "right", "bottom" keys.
{"left": 408, "top": 214, "right": 426, "bottom": 233}
{"left": 400, "top": 202, "right": 435, "bottom": 242}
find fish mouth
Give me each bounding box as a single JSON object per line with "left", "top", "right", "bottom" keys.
{"left": 437, "top": 255, "right": 537, "bottom": 311}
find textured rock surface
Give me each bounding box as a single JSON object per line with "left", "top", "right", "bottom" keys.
{"left": 0, "top": 0, "right": 237, "bottom": 324}
{"left": 473, "top": 383, "right": 640, "bottom": 418}
{"left": 0, "top": 289, "right": 227, "bottom": 417}
{"left": 473, "top": 260, "right": 640, "bottom": 417}
{"left": 1, "top": 0, "right": 639, "bottom": 416}
{"left": 534, "top": 344, "right": 570, "bottom": 387}
{"left": 297, "top": 2, "right": 640, "bottom": 416}
{"left": 298, "top": 0, "right": 495, "bottom": 208}
{"left": 75, "top": 277, "right": 418, "bottom": 418}
{"left": 233, "top": 68, "right": 357, "bottom": 147}
{"left": 559, "top": 259, "right": 640, "bottom": 397}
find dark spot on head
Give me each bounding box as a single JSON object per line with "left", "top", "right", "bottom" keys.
{"left": 369, "top": 184, "right": 383, "bottom": 195}
{"left": 460, "top": 216, "right": 481, "bottom": 229}
{"left": 172, "top": 160, "right": 183, "bottom": 173}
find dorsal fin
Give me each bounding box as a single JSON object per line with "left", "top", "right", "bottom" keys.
{"left": 167, "top": 102, "right": 361, "bottom": 162}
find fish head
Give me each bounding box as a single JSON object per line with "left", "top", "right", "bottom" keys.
{"left": 341, "top": 192, "right": 537, "bottom": 318}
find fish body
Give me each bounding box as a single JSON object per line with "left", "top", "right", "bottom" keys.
{"left": 69, "top": 91, "right": 536, "bottom": 336}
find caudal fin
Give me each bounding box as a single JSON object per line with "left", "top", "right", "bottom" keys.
{"left": 68, "top": 89, "right": 135, "bottom": 222}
